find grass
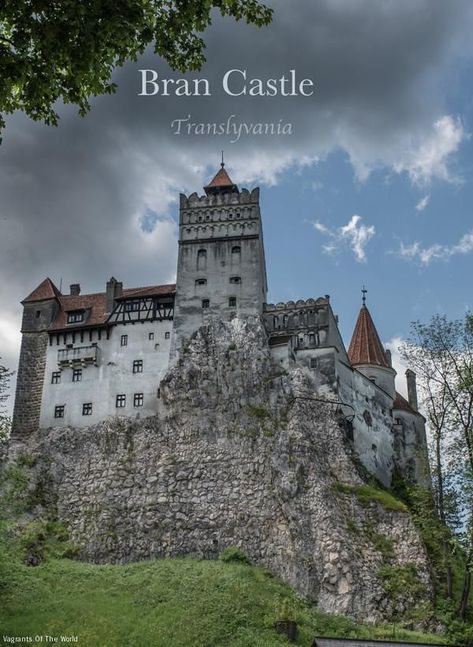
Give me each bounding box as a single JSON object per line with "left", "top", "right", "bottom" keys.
{"left": 332, "top": 482, "right": 408, "bottom": 512}
{"left": 0, "top": 538, "right": 451, "bottom": 647}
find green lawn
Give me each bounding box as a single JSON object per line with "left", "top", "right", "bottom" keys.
{"left": 1, "top": 552, "right": 450, "bottom": 647}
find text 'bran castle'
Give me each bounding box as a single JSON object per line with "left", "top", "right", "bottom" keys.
{"left": 12, "top": 163, "right": 429, "bottom": 487}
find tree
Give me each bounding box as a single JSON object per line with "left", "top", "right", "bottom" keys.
{"left": 401, "top": 314, "right": 473, "bottom": 619}
{"left": 0, "top": 360, "right": 13, "bottom": 442}
{"left": 0, "top": 0, "right": 272, "bottom": 141}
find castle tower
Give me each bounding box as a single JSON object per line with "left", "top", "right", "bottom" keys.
{"left": 12, "top": 278, "right": 61, "bottom": 438}
{"left": 171, "top": 162, "right": 267, "bottom": 356}
{"left": 348, "top": 296, "right": 396, "bottom": 399}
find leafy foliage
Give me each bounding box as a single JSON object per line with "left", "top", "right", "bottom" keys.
{"left": 0, "top": 359, "right": 13, "bottom": 441}
{"left": 0, "top": 0, "right": 272, "bottom": 141}
{"left": 401, "top": 314, "right": 473, "bottom": 619}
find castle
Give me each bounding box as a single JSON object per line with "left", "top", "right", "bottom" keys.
{"left": 11, "top": 163, "right": 428, "bottom": 487}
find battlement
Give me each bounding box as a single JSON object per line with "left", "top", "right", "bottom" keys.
{"left": 263, "top": 297, "right": 330, "bottom": 349}
{"left": 179, "top": 187, "right": 260, "bottom": 210}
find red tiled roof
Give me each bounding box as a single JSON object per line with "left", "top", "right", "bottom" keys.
{"left": 118, "top": 284, "right": 176, "bottom": 299}
{"left": 204, "top": 165, "right": 238, "bottom": 194}
{"left": 393, "top": 391, "right": 423, "bottom": 418}
{"left": 23, "top": 278, "right": 61, "bottom": 303}
{"left": 348, "top": 305, "right": 389, "bottom": 368}
{"left": 48, "top": 283, "right": 176, "bottom": 331}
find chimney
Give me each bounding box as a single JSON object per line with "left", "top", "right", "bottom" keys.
{"left": 70, "top": 283, "right": 81, "bottom": 296}
{"left": 106, "top": 277, "right": 123, "bottom": 313}
{"left": 406, "top": 369, "right": 418, "bottom": 411}
{"left": 385, "top": 349, "right": 392, "bottom": 367}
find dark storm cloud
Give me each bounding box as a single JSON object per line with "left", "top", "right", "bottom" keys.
{"left": 1, "top": 0, "right": 472, "bottom": 400}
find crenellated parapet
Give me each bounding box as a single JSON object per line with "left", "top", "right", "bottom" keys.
{"left": 179, "top": 187, "right": 259, "bottom": 210}
{"left": 263, "top": 297, "right": 330, "bottom": 349}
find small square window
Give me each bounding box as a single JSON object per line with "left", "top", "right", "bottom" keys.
{"left": 54, "top": 405, "right": 65, "bottom": 419}
{"left": 134, "top": 393, "right": 144, "bottom": 407}
{"left": 116, "top": 394, "right": 126, "bottom": 408}
{"left": 229, "top": 297, "right": 236, "bottom": 308}
{"left": 149, "top": 332, "right": 154, "bottom": 340}
{"left": 154, "top": 343, "right": 160, "bottom": 350}
{"left": 72, "top": 368, "right": 82, "bottom": 382}
{"left": 125, "top": 300, "right": 140, "bottom": 312}
{"left": 51, "top": 371, "right": 61, "bottom": 384}
{"left": 202, "top": 299, "right": 210, "bottom": 309}
{"left": 165, "top": 332, "right": 170, "bottom": 339}
{"left": 121, "top": 334, "right": 128, "bottom": 347}
{"left": 195, "top": 278, "right": 207, "bottom": 286}
{"left": 67, "top": 311, "right": 84, "bottom": 324}
{"left": 133, "top": 359, "right": 143, "bottom": 374}
{"left": 82, "top": 403, "right": 92, "bottom": 416}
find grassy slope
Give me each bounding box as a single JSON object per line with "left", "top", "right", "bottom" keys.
{"left": 1, "top": 553, "right": 449, "bottom": 647}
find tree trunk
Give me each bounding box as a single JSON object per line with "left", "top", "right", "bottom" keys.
{"left": 457, "top": 546, "right": 472, "bottom": 619}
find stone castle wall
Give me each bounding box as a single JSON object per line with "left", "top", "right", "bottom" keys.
{"left": 10, "top": 319, "right": 432, "bottom": 623}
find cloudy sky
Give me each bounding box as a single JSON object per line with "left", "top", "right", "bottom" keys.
{"left": 2, "top": 0, "right": 473, "bottom": 409}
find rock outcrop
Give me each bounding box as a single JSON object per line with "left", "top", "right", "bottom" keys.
{"left": 8, "top": 318, "right": 432, "bottom": 622}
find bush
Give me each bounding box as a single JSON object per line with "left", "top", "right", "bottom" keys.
{"left": 220, "top": 546, "right": 250, "bottom": 564}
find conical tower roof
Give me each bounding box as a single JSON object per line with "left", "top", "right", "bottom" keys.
{"left": 22, "top": 277, "right": 61, "bottom": 303}
{"left": 204, "top": 161, "right": 238, "bottom": 195}
{"left": 348, "top": 304, "right": 389, "bottom": 368}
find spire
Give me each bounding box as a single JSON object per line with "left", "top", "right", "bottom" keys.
{"left": 348, "top": 298, "right": 389, "bottom": 368}
{"left": 22, "top": 277, "right": 61, "bottom": 304}
{"left": 204, "top": 157, "right": 239, "bottom": 195}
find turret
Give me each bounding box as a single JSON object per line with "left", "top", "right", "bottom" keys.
{"left": 348, "top": 291, "right": 396, "bottom": 399}
{"left": 12, "top": 278, "right": 61, "bottom": 438}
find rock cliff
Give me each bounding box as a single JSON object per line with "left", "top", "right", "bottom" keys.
{"left": 9, "top": 318, "right": 432, "bottom": 622}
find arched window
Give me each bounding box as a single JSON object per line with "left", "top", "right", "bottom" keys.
{"left": 195, "top": 278, "right": 207, "bottom": 286}
{"left": 273, "top": 316, "right": 279, "bottom": 330}
{"left": 197, "top": 248, "right": 207, "bottom": 270}
{"left": 229, "top": 276, "right": 241, "bottom": 284}
{"left": 231, "top": 245, "right": 241, "bottom": 254}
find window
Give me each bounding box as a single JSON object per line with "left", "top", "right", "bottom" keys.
{"left": 202, "top": 299, "right": 210, "bottom": 309}
{"left": 51, "top": 371, "right": 61, "bottom": 384}
{"left": 116, "top": 394, "right": 126, "bottom": 408}
{"left": 165, "top": 332, "right": 170, "bottom": 339}
{"left": 310, "top": 358, "right": 317, "bottom": 369}
{"left": 133, "top": 359, "right": 143, "bottom": 374}
{"left": 54, "top": 405, "right": 65, "bottom": 419}
{"left": 36, "top": 310, "right": 41, "bottom": 318}
{"left": 82, "top": 403, "right": 92, "bottom": 416}
{"left": 154, "top": 343, "right": 160, "bottom": 350}
{"left": 229, "top": 276, "right": 241, "bottom": 284}
{"left": 120, "top": 334, "right": 128, "bottom": 347}
{"left": 124, "top": 300, "right": 140, "bottom": 312}
{"left": 157, "top": 388, "right": 161, "bottom": 399}
{"left": 149, "top": 332, "right": 154, "bottom": 340}
{"left": 197, "top": 248, "right": 207, "bottom": 270}
{"left": 67, "top": 311, "right": 84, "bottom": 323}
{"left": 72, "top": 368, "right": 82, "bottom": 382}
{"left": 229, "top": 297, "right": 237, "bottom": 308}
{"left": 231, "top": 245, "right": 241, "bottom": 254}
{"left": 134, "top": 393, "right": 144, "bottom": 407}
{"left": 195, "top": 278, "right": 207, "bottom": 286}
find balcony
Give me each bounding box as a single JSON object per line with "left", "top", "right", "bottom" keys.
{"left": 57, "top": 345, "right": 99, "bottom": 367}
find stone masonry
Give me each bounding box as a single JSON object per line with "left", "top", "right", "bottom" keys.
{"left": 11, "top": 318, "right": 433, "bottom": 623}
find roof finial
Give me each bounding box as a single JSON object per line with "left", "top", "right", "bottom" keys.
{"left": 362, "top": 285, "right": 367, "bottom": 306}
{"left": 221, "top": 150, "right": 225, "bottom": 168}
